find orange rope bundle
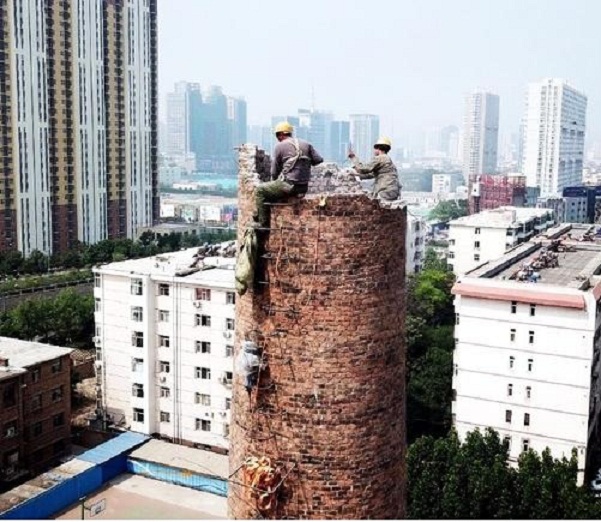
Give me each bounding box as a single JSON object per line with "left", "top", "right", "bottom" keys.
{"left": 243, "top": 456, "right": 281, "bottom": 514}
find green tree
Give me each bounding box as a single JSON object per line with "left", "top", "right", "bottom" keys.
{"left": 49, "top": 290, "right": 95, "bottom": 347}
{"left": 429, "top": 199, "right": 468, "bottom": 222}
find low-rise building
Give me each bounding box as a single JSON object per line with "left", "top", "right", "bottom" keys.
{"left": 447, "top": 207, "right": 555, "bottom": 275}
{"left": 93, "top": 246, "right": 236, "bottom": 452}
{"left": 0, "top": 339, "right": 72, "bottom": 487}
{"left": 452, "top": 227, "right": 601, "bottom": 481}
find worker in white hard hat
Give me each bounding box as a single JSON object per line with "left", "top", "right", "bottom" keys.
{"left": 348, "top": 137, "right": 400, "bottom": 201}
{"left": 252, "top": 121, "right": 323, "bottom": 227}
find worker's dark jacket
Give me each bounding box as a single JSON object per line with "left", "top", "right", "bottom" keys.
{"left": 352, "top": 154, "right": 400, "bottom": 200}
{"left": 271, "top": 138, "right": 323, "bottom": 184}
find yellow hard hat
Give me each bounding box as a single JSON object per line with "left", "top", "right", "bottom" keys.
{"left": 374, "top": 136, "right": 392, "bottom": 147}
{"left": 274, "top": 121, "right": 294, "bottom": 135}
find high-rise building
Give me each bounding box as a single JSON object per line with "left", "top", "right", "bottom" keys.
{"left": 440, "top": 125, "right": 460, "bottom": 159}
{"left": 329, "top": 121, "right": 351, "bottom": 163}
{"left": 247, "top": 125, "right": 273, "bottom": 153}
{"left": 226, "top": 97, "right": 247, "bottom": 151}
{"left": 350, "top": 114, "right": 380, "bottom": 161}
{"left": 462, "top": 91, "right": 500, "bottom": 178}
{"left": 0, "top": 0, "right": 158, "bottom": 255}
{"left": 165, "top": 82, "right": 202, "bottom": 159}
{"left": 522, "top": 79, "right": 587, "bottom": 196}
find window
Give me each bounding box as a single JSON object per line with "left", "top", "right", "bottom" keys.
{"left": 31, "top": 367, "right": 40, "bottom": 383}
{"left": 226, "top": 318, "right": 235, "bottom": 331}
{"left": 474, "top": 254, "right": 480, "bottom": 262}
{"left": 158, "top": 310, "right": 170, "bottom": 322}
{"left": 132, "top": 358, "right": 143, "bottom": 372}
{"left": 3, "top": 383, "right": 16, "bottom": 408}
{"left": 132, "top": 331, "right": 144, "bottom": 348}
{"left": 196, "top": 314, "right": 211, "bottom": 327}
{"left": 507, "top": 384, "right": 513, "bottom": 396}
{"left": 509, "top": 356, "right": 515, "bottom": 369}
{"left": 455, "top": 313, "right": 460, "bottom": 325}
{"left": 454, "top": 363, "right": 458, "bottom": 376}
{"left": 226, "top": 292, "right": 236, "bottom": 305}
{"left": 522, "top": 439, "right": 530, "bottom": 452}
{"left": 133, "top": 408, "right": 144, "bottom": 423}
{"left": 527, "top": 358, "right": 533, "bottom": 372}
{"left": 94, "top": 273, "right": 101, "bottom": 288}
{"left": 223, "top": 424, "right": 230, "bottom": 437}
{"left": 131, "top": 306, "right": 143, "bottom": 322}
{"left": 225, "top": 398, "right": 232, "bottom": 410}
{"left": 4, "top": 421, "right": 17, "bottom": 438}
{"left": 160, "top": 387, "right": 170, "bottom": 398}
{"left": 31, "top": 394, "right": 42, "bottom": 411}
{"left": 223, "top": 371, "right": 233, "bottom": 385}
{"left": 132, "top": 383, "right": 144, "bottom": 398}
{"left": 195, "top": 393, "right": 211, "bottom": 406}
{"left": 526, "top": 386, "right": 531, "bottom": 399}
{"left": 195, "top": 341, "right": 210, "bottom": 353}
{"left": 475, "top": 228, "right": 481, "bottom": 234}
{"left": 159, "top": 361, "right": 170, "bottom": 373}
{"left": 196, "top": 367, "right": 211, "bottom": 379}
{"left": 510, "top": 329, "right": 516, "bottom": 342}
{"left": 503, "top": 435, "right": 511, "bottom": 450}
{"left": 195, "top": 419, "right": 211, "bottom": 431}
{"left": 225, "top": 345, "right": 234, "bottom": 357}
{"left": 51, "top": 386, "right": 63, "bottom": 403}
{"left": 474, "top": 241, "right": 480, "bottom": 249}
{"left": 32, "top": 422, "right": 42, "bottom": 437}
{"left": 158, "top": 335, "right": 170, "bottom": 348}
{"left": 530, "top": 304, "right": 536, "bottom": 317}
{"left": 95, "top": 298, "right": 101, "bottom": 312}
{"left": 511, "top": 301, "right": 517, "bottom": 314}
{"left": 130, "top": 278, "right": 143, "bottom": 295}
{"left": 528, "top": 331, "right": 534, "bottom": 344}
{"left": 451, "top": 389, "right": 457, "bottom": 401}
{"left": 448, "top": 252, "right": 455, "bottom": 259}
{"left": 53, "top": 413, "right": 65, "bottom": 427}
{"left": 158, "top": 283, "right": 170, "bottom": 296}
{"left": 51, "top": 359, "right": 62, "bottom": 373}
{"left": 505, "top": 410, "right": 512, "bottom": 423}
{"left": 160, "top": 411, "right": 170, "bottom": 423}
{"left": 524, "top": 413, "right": 530, "bottom": 426}
{"left": 196, "top": 288, "right": 211, "bottom": 301}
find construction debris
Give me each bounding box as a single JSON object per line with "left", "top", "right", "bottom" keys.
{"left": 512, "top": 246, "right": 559, "bottom": 282}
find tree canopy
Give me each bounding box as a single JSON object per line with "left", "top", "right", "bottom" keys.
{"left": 408, "top": 428, "right": 601, "bottom": 519}
{"left": 429, "top": 199, "right": 468, "bottom": 222}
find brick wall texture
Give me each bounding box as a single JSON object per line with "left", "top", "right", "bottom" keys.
{"left": 228, "top": 145, "right": 407, "bottom": 519}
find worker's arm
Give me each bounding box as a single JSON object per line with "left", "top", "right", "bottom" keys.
{"left": 351, "top": 156, "right": 381, "bottom": 179}
{"left": 308, "top": 144, "right": 324, "bottom": 166}
{"left": 270, "top": 143, "right": 284, "bottom": 180}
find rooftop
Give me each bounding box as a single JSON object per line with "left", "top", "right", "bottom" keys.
{"left": 95, "top": 243, "right": 236, "bottom": 289}
{"left": 450, "top": 206, "right": 553, "bottom": 229}
{"left": 0, "top": 337, "right": 72, "bottom": 369}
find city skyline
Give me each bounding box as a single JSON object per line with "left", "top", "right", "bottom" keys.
{"left": 158, "top": 0, "right": 601, "bottom": 145}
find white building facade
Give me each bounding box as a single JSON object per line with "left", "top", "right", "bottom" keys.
{"left": 522, "top": 79, "right": 587, "bottom": 196}
{"left": 447, "top": 207, "right": 555, "bottom": 275}
{"left": 462, "top": 91, "right": 500, "bottom": 179}
{"left": 406, "top": 214, "right": 426, "bottom": 275}
{"left": 94, "top": 248, "right": 236, "bottom": 450}
{"left": 452, "top": 240, "right": 601, "bottom": 480}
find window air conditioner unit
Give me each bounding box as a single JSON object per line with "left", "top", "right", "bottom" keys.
{"left": 218, "top": 375, "right": 226, "bottom": 384}
{"left": 160, "top": 376, "right": 167, "bottom": 383}
{"left": 5, "top": 428, "right": 15, "bottom": 438}
{"left": 193, "top": 301, "right": 202, "bottom": 309}
{"left": 223, "top": 331, "right": 232, "bottom": 339}
{"left": 93, "top": 336, "right": 101, "bottom": 346}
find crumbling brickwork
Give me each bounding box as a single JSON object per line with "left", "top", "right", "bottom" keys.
{"left": 229, "top": 145, "right": 407, "bottom": 519}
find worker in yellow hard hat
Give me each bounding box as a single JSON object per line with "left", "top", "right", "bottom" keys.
{"left": 252, "top": 121, "right": 323, "bottom": 227}
{"left": 348, "top": 137, "right": 400, "bottom": 201}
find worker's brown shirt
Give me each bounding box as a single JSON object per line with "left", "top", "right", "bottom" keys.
{"left": 271, "top": 138, "right": 324, "bottom": 184}
{"left": 352, "top": 154, "right": 400, "bottom": 198}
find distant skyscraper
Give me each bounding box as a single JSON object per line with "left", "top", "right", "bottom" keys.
{"left": 440, "top": 125, "right": 460, "bottom": 159}
{"left": 248, "top": 125, "right": 273, "bottom": 152}
{"left": 227, "top": 97, "right": 247, "bottom": 149}
{"left": 462, "top": 91, "right": 500, "bottom": 178}
{"left": 350, "top": 114, "right": 380, "bottom": 161}
{"left": 165, "top": 82, "right": 202, "bottom": 159}
{"left": 0, "top": 0, "right": 158, "bottom": 255}
{"left": 522, "top": 78, "right": 587, "bottom": 196}
{"left": 330, "top": 121, "right": 351, "bottom": 163}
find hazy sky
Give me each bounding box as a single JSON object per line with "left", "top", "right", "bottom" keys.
{"left": 158, "top": 0, "right": 600, "bottom": 144}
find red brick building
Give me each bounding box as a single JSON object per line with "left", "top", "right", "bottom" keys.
{"left": 468, "top": 174, "right": 527, "bottom": 214}
{"left": 0, "top": 338, "right": 72, "bottom": 489}
{"left": 228, "top": 147, "right": 407, "bottom": 519}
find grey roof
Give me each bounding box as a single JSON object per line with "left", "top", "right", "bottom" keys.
{"left": 0, "top": 337, "right": 73, "bottom": 369}
{"left": 128, "top": 439, "right": 228, "bottom": 479}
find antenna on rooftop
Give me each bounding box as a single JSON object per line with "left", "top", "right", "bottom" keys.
{"left": 310, "top": 83, "right": 316, "bottom": 112}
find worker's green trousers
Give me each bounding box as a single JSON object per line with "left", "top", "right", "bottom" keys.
{"left": 254, "top": 179, "right": 307, "bottom": 226}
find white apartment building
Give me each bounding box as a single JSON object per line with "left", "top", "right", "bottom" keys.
{"left": 448, "top": 207, "right": 555, "bottom": 275}
{"left": 406, "top": 213, "right": 426, "bottom": 275}
{"left": 462, "top": 91, "right": 500, "bottom": 179}
{"left": 349, "top": 114, "right": 380, "bottom": 162}
{"left": 93, "top": 247, "right": 236, "bottom": 451}
{"left": 452, "top": 231, "right": 601, "bottom": 480}
{"left": 522, "top": 79, "right": 587, "bottom": 196}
